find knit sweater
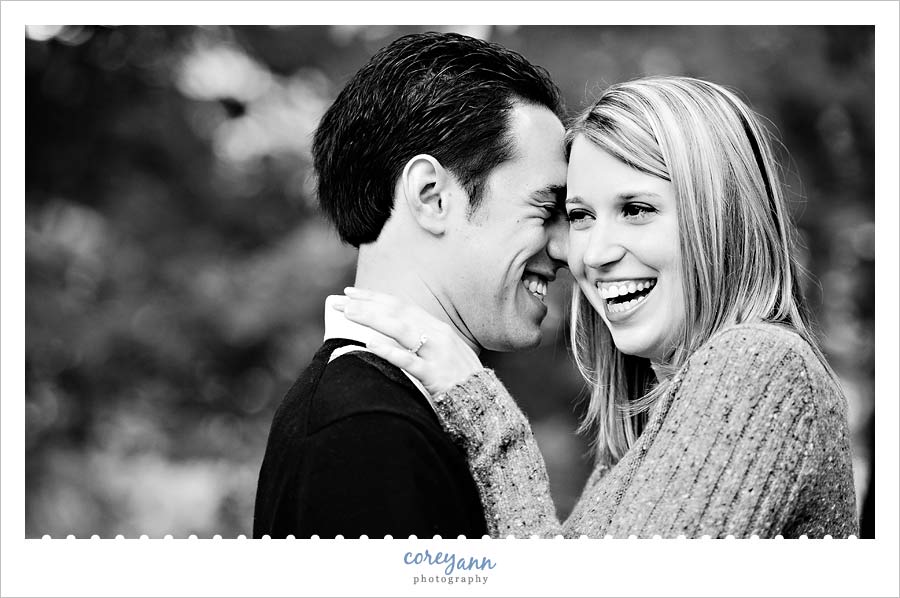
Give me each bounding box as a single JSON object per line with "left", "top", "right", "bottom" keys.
{"left": 433, "top": 323, "right": 859, "bottom": 538}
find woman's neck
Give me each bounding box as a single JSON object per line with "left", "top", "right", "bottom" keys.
{"left": 650, "top": 361, "right": 672, "bottom": 383}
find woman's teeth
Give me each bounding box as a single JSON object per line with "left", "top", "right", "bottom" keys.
{"left": 597, "top": 278, "right": 657, "bottom": 313}
{"left": 523, "top": 274, "right": 548, "bottom": 299}
{"left": 607, "top": 292, "right": 650, "bottom": 313}
{"left": 598, "top": 279, "right": 656, "bottom": 300}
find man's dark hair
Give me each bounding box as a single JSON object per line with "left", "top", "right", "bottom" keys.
{"left": 312, "top": 31, "right": 563, "bottom": 247}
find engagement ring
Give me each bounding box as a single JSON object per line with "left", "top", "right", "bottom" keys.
{"left": 408, "top": 334, "right": 428, "bottom": 355}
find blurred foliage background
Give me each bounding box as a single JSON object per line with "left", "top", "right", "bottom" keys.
{"left": 25, "top": 25, "right": 875, "bottom": 538}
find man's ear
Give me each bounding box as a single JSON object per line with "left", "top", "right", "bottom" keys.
{"left": 399, "top": 154, "right": 458, "bottom": 236}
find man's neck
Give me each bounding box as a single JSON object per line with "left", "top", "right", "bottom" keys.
{"left": 355, "top": 243, "right": 481, "bottom": 355}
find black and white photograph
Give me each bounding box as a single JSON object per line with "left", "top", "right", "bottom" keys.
{"left": 4, "top": 3, "right": 898, "bottom": 597}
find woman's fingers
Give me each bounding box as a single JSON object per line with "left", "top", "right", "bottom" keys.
{"left": 344, "top": 286, "right": 403, "bottom": 310}
{"left": 366, "top": 343, "right": 424, "bottom": 377}
{"left": 338, "top": 297, "right": 424, "bottom": 350}
{"left": 343, "top": 286, "right": 372, "bottom": 299}
{"left": 344, "top": 287, "right": 434, "bottom": 321}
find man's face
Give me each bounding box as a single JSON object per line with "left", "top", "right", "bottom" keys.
{"left": 440, "top": 103, "right": 568, "bottom": 352}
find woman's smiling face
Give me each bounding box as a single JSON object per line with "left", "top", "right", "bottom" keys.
{"left": 565, "top": 134, "right": 685, "bottom": 365}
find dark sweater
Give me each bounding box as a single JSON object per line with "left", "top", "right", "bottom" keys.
{"left": 253, "top": 338, "right": 487, "bottom": 539}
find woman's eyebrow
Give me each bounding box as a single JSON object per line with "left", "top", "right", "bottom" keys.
{"left": 565, "top": 191, "right": 662, "bottom": 205}
{"left": 617, "top": 191, "right": 662, "bottom": 201}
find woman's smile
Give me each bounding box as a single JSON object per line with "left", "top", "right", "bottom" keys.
{"left": 597, "top": 278, "right": 657, "bottom": 316}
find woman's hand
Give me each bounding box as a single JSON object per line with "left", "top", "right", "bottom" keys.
{"left": 333, "top": 287, "right": 482, "bottom": 396}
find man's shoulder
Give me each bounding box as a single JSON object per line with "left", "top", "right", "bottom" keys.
{"left": 276, "top": 345, "right": 437, "bottom": 437}
{"left": 319, "top": 349, "right": 432, "bottom": 414}
{"left": 254, "top": 344, "right": 487, "bottom": 540}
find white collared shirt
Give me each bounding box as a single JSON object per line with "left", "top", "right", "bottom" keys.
{"left": 322, "top": 295, "right": 481, "bottom": 407}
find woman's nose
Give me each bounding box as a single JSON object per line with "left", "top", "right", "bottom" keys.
{"left": 581, "top": 226, "right": 626, "bottom": 270}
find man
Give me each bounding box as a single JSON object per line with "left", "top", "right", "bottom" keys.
{"left": 253, "top": 31, "right": 568, "bottom": 539}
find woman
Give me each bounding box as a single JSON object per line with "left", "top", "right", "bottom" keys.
{"left": 337, "top": 76, "right": 859, "bottom": 538}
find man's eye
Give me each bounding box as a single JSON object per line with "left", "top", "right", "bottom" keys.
{"left": 540, "top": 204, "right": 562, "bottom": 220}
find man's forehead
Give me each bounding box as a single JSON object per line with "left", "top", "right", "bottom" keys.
{"left": 505, "top": 107, "right": 567, "bottom": 180}
{"left": 507, "top": 103, "right": 566, "bottom": 149}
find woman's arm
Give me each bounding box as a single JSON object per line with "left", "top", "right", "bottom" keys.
{"left": 434, "top": 370, "right": 563, "bottom": 537}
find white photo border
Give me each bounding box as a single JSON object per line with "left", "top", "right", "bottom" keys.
{"left": 3, "top": 2, "right": 897, "bottom": 597}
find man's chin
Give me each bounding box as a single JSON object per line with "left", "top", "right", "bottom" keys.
{"left": 517, "top": 335, "right": 543, "bottom": 351}
{"left": 484, "top": 327, "right": 543, "bottom": 353}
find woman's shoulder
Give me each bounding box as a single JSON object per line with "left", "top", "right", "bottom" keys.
{"left": 684, "top": 321, "right": 839, "bottom": 399}
{"left": 700, "top": 321, "right": 822, "bottom": 367}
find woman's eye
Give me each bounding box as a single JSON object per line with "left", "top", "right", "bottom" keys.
{"left": 566, "top": 209, "right": 593, "bottom": 227}
{"left": 622, "top": 203, "right": 656, "bottom": 220}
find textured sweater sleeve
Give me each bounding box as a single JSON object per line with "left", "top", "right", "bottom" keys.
{"left": 433, "top": 370, "right": 562, "bottom": 537}
{"left": 601, "top": 325, "right": 857, "bottom": 538}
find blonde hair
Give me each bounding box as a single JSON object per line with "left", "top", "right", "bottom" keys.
{"left": 567, "top": 76, "right": 830, "bottom": 467}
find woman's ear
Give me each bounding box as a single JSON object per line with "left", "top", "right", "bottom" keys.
{"left": 399, "top": 154, "right": 457, "bottom": 236}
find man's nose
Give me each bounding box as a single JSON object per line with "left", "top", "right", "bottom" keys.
{"left": 546, "top": 218, "right": 568, "bottom": 267}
